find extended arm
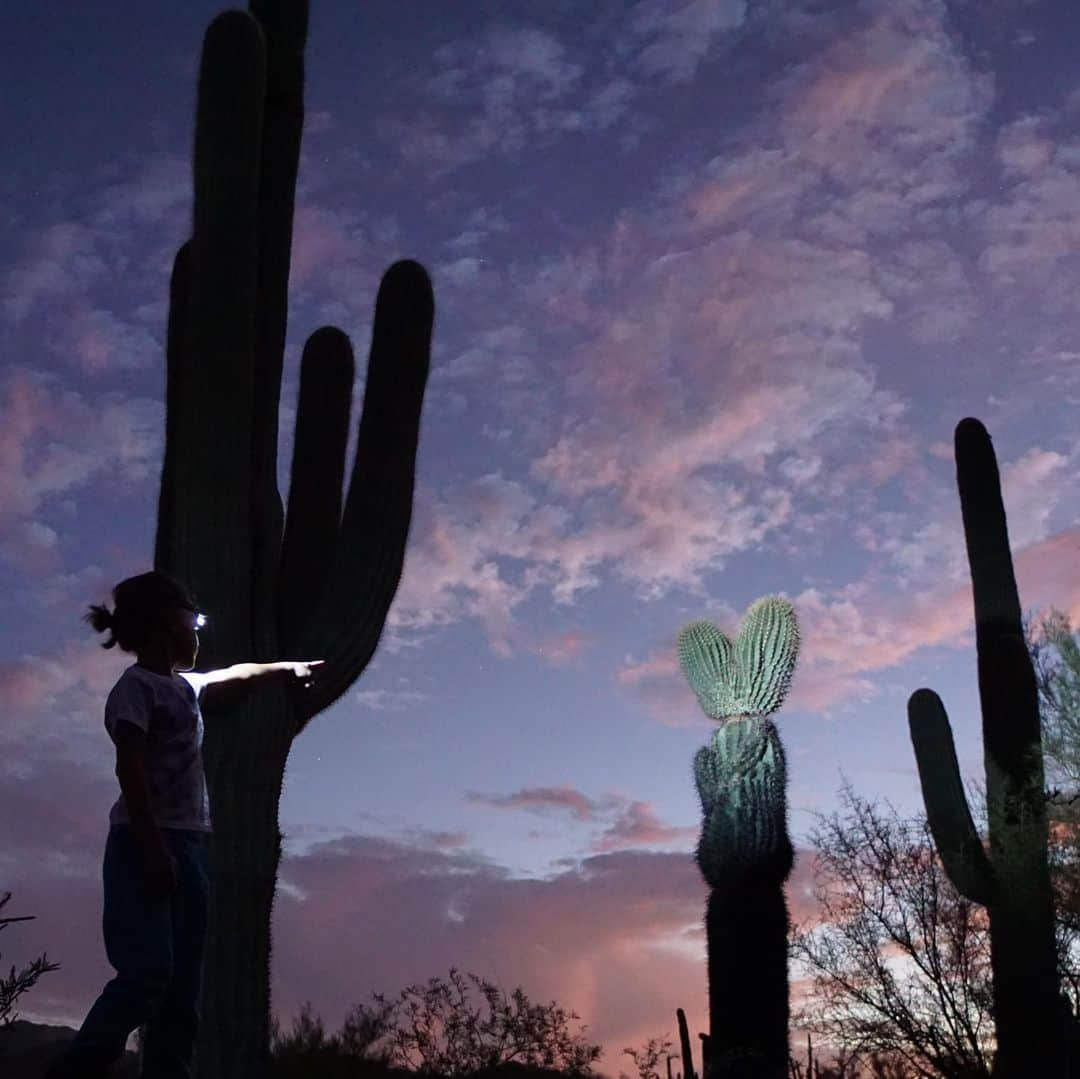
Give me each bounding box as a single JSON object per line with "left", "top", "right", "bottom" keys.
{"left": 199, "top": 659, "right": 324, "bottom": 686}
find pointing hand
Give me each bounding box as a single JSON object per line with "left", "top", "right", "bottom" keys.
{"left": 284, "top": 659, "right": 325, "bottom": 688}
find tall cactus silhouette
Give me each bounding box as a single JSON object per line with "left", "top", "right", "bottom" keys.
{"left": 677, "top": 597, "right": 800, "bottom": 1078}
{"left": 152, "top": 3, "right": 434, "bottom": 1077}
{"left": 907, "top": 418, "right": 1072, "bottom": 1076}
{"left": 676, "top": 1007, "right": 698, "bottom": 1079}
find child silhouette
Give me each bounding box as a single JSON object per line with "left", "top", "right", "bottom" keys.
{"left": 45, "top": 570, "right": 322, "bottom": 1079}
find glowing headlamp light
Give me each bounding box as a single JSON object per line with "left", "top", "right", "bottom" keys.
{"left": 195, "top": 613, "right": 207, "bottom": 629}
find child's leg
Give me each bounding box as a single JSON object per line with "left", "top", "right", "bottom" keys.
{"left": 139, "top": 829, "right": 209, "bottom": 1079}
{"left": 45, "top": 822, "right": 176, "bottom": 1079}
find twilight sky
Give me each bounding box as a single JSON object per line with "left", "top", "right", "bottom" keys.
{"left": 2, "top": 0, "right": 1079, "bottom": 1070}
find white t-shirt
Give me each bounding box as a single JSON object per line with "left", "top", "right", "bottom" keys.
{"left": 104, "top": 662, "right": 212, "bottom": 833}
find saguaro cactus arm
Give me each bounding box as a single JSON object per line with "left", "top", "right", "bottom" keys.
{"left": 277, "top": 326, "right": 354, "bottom": 654}
{"left": 676, "top": 1007, "right": 697, "bottom": 1079}
{"left": 956, "top": 417, "right": 1044, "bottom": 788}
{"left": 907, "top": 688, "right": 993, "bottom": 905}
{"left": 285, "top": 260, "right": 434, "bottom": 726}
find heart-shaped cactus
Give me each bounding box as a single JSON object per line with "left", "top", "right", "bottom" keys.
{"left": 678, "top": 596, "right": 800, "bottom": 721}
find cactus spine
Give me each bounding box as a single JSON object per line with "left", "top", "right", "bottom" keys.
{"left": 678, "top": 597, "right": 800, "bottom": 1078}
{"left": 154, "top": 3, "right": 434, "bottom": 1077}
{"left": 907, "top": 418, "right": 1071, "bottom": 1076}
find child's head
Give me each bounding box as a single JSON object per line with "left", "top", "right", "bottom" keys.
{"left": 85, "top": 571, "right": 201, "bottom": 659}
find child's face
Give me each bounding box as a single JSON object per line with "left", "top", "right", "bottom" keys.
{"left": 164, "top": 605, "right": 200, "bottom": 670}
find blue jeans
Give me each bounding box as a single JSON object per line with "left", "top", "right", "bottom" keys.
{"left": 46, "top": 822, "right": 209, "bottom": 1079}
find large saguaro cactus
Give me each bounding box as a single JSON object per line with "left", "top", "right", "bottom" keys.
{"left": 677, "top": 597, "right": 800, "bottom": 1078}
{"left": 907, "top": 418, "right": 1072, "bottom": 1077}
{"left": 153, "top": 4, "right": 434, "bottom": 1077}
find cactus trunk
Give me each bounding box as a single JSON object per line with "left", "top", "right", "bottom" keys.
{"left": 678, "top": 599, "right": 800, "bottom": 1078}
{"left": 197, "top": 725, "right": 289, "bottom": 1077}
{"left": 907, "top": 418, "right": 1070, "bottom": 1076}
{"left": 696, "top": 719, "right": 793, "bottom": 1077}
{"left": 153, "top": 4, "right": 434, "bottom": 1077}
{"left": 705, "top": 884, "right": 791, "bottom": 1073}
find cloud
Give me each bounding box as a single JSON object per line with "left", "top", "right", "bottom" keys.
{"left": 589, "top": 801, "right": 699, "bottom": 853}
{"left": 2, "top": 222, "right": 107, "bottom": 325}
{"left": 465, "top": 785, "right": 611, "bottom": 823}
{"left": 0, "top": 368, "right": 161, "bottom": 535}
{"left": 778, "top": 0, "right": 993, "bottom": 211}
{"left": 385, "top": 475, "right": 566, "bottom": 656}
{"left": 352, "top": 688, "right": 432, "bottom": 712}
{"left": 2, "top": 152, "right": 187, "bottom": 378}
{"left": 396, "top": 0, "right": 996, "bottom": 640}
{"left": 87, "top": 152, "right": 189, "bottom": 231}
{"left": 0, "top": 519, "right": 61, "bottom": 576}
{"left": 461, "top": 787, "right": 698, "bottom": 856}
{"left": 625, "top": 0, "right": 747, "bottom": 84}
{"left": 530, "top": 630, "right": 591, "bottom": 666}
{"left": 0, "top": 636, "right": 128, "bottom": 745}
{"left": 383, "top": 26, "right": 623, "bottom": 175}
{"left": 877, "top": 443, "right": 1074, "bottom": 587}
{"left": 980, "top": 114, "right": 1080, "bottom": 312}
{"left": 289, "top": 203, "right": 362, "bottom": 290}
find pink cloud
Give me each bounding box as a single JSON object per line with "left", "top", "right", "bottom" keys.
{"left": 531, "top": 630, "right": 591, "bottom": 665}
{"left": 981, "top": 118, "right": 1080, "bottom": 297}
{"left": 290, "top": 204, "right": 356, "bottom": 289}
{"left": 0, "top": 635, "right": 129, "bottom": 735}
{"left": 617, "top": 651, "right": 703, "bottom": 732}
{"left": 2, "top": 222, "right": 105, "bottom": 325}
{"left": 0, "top": 369, "right": 161, "bottom": 531}
{"left": 792, "top": 50, "right": 919, "bottom": 144}
{"left": 685, "top": 178, "right": 755, "bottom": 228}
{"left": 466, "top": 785, "right": 602, "bottom": 822}
{"left": 590, "top": 801, "right": 698, "bottom": 853}
{"left": 0, "top": 659, "right": 52, "bottom": 713}
{"left": 780, "top": 0, "right": 992, "bottom": 184}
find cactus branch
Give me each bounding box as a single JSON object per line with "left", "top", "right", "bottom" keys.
{"left": 676, "top": 1008, "right": 696, "bottom": 1079}
{"left": 907, "top": 688, "right": 993, "bottom": 905}
{"left": 278, "top": 326, "right": 355, "bottom": 656}
{"left": 294, "top": 259, "right": 434, "bottom": 724}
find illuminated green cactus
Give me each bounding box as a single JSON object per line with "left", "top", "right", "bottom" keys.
{"left": 693, "top": 717, "right": 788, "bottom": 885}
{"left": 678, "top": 597, "right": 799, "bottom": 720}
{"left": 678, "top": 596, "right": 799, "bottom": 1078}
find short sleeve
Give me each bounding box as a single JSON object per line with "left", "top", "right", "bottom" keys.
{"left": 105, "top": 675, "right": 155, "bottom": 742}
{"left": 178, "top": 670, "right": 209, "bottom": 702}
